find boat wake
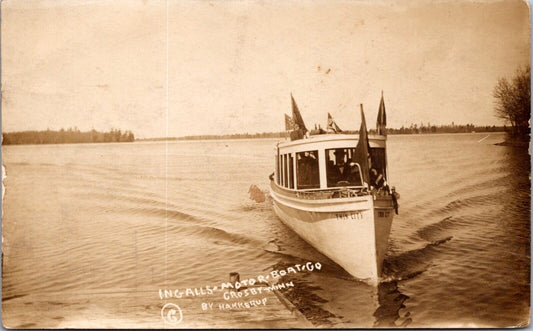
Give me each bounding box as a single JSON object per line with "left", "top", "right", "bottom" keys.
{"left": 136, "top": 206, "right": 208, "bottom": 224}
{"left": 186, "top": 224, "right": 259, "bottom": 246}
{"left": 381, "top": 235, "right": 453, "bottom": 282}
{"left": 416, "top": 216, "right": 455, "bottom": 241}
{"left": 127, "top": 205, "right": 262, "bottom": 247}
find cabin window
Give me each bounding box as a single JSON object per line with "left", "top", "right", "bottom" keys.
{"left": 276, "top": 154, "right": 280, "bottom": 184}
{"left": 288, "top": 154, "right": 294, "bottom": 189}
{"left": 283, "top": 154, "right": 289, "bottom": 187}
{"left": 279, "top": 154, "right": 282, "bottom": 186}
{"left": 325, "top": 148, "right": 363, "bottom": 187}
{"left": 281, "top": 154, "right": 285, "bottom": 186}
{"left": 296, "top": 150, "right": 320, "bottom": 189}
{"left": 279, "top": 153, "right": 295, "bottom": 189}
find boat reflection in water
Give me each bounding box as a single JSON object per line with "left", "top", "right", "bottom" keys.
{"left": 270, "top": 94, "right": 399, "bottom": 285}
{"left": 267, "top": 259, "right": 412, "bottom": 327}
{"left": 374, "top": 281, "right": 412, "bottom": 327}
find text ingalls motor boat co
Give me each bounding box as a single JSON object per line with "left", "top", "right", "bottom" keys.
{"left": 269, "top": 93, "right": 400, "bottom": 285}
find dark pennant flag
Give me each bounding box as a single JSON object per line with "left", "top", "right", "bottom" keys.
{"left": 354, "top": 104, "right": 371, "bottom": 187}
{"left": 291, "top": 94, "right": 307, "bottom": 133}
{"left": 377, "top": 91, "right": 387, "bottom": 135}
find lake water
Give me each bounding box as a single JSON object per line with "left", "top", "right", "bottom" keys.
{"left": 2, "top": 132, "right": 530, "bottom": 328}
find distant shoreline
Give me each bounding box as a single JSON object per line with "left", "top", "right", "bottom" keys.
{"left": 2, "top": 126, "right": 507, "bottom": 145}
{"left": 494, "top": 138, "right": 530, "bottom": 148}
{"left": 138, "top": 129, "right": 506, "bottom": 142}
{"left": 2, "top": 128, "right": 135, "bottom": 146}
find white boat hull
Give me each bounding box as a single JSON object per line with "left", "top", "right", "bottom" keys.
{"left": 270, "top": 182, "right": 394, "bottom": 284}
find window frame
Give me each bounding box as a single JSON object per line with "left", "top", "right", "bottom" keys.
{"left": 295, "top": 150, "right": 320, "bottom": 190}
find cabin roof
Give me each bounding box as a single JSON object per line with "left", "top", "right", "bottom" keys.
{"left": 277, "top": 133, "right": 386, "bottom": 151}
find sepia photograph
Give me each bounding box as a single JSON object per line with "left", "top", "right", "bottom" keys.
{"left": 1, "top": 0, "right": 530, "bottom": 328}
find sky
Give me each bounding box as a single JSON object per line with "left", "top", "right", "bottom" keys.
{"left": 1, "top": 0, "right": 530, "bottom": 138}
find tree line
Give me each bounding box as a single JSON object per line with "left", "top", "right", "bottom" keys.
{"left": 138, "top": 124, "right": 504, "bottom": 142}
{"left": 375, "top": 123, "right": 504, "bottom": 135}
{"left": 139, "top": 131, "right": 289, "bottom": 141}
{"left": 493, "top": 65, "right": 530, "bottom": 140}
{"left": 2, "top": 121, "right": 509, "bottom": 145}
{"left": 3, "top": 128, "right": 135, "bottom": 145}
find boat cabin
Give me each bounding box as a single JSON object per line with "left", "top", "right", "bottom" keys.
{"left": 274, "top": 134, "right": 387, "bottom": 192}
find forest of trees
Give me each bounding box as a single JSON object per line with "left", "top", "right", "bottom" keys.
{"left": 137, "top": 123, "right": 504, "bottom": 142}
{"left": 3, "top": 122, "right": 505, "bottom": 145}
{"left": 373, "top": 123, "right": 504, "bottom": 135}
{"left": 493, "top": 65, "right": 530, "bottom": 140}
{"left": 3, "top": 128, "right": 135, "bottom": 145}
{"left": 139, "top": 131, "right": 288, "bottom": 141}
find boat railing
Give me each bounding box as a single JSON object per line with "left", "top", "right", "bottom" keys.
{"left": 295, "top": 187, "right": 368, "bottom": 199}
{"left": 271, "top": 176, "right": 394, "bottom": 200}
{"left": 270, "top": 174, "right": 372, "bottom": 199}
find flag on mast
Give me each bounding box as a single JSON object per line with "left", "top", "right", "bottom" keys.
{"left": 291, "top": 94, "right": 307, "bottom": 133}
{"left": 284, "top": 114, "right": 296, "bottom": 131}
{"left": 377, "top": 91, "right": 387, "bottom": 135}
{"left": 354, "top": 104, "right": 371, "bottom": 186}
{"left": 327, "top": 113, "right": 343, "bottom": 133}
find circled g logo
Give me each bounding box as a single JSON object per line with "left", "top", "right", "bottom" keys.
{"left": 161, "top": 303, "right": 183, "bottom": 324}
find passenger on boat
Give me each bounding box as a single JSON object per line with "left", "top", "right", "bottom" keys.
{"left": 297, "top": 151, "right": 320, "bottom": 188}
{"left": 308, "top": 151, "right": 319, "bottom": 186}
{"left": 333, "top": 148, "right": 344, "bottom": 162}
{"left": 345, "top": 162, "right": 362, "bottom": 186}
{"left": 326, "top": 160, "right": 341, "bottom": 186}
{"left": 333, "top": 149, "right": 348, "bottom": 177}
{"left": 339, "top": 158, "right": 352, "bottom": 181}
{"left": 297, "top": 153, "right": 311, "bottom": 185}
{"left": 370, "top": 167, "right": 387, "bottom": 192}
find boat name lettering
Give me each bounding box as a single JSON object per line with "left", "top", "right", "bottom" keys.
{"left": 336, "top": 212, "right": 363, "bottom": 221}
